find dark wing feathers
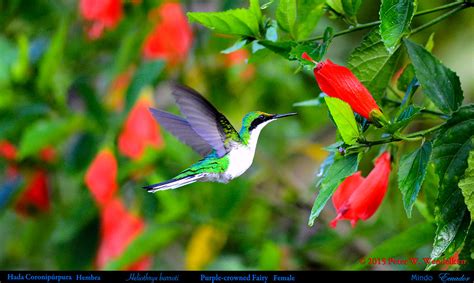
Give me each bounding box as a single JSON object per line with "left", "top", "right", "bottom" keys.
{"left": 172, "top": 85, "right": 239, "bottom": 157}
{"left": 149, "top": 108, "right": 213, "bottom": 157}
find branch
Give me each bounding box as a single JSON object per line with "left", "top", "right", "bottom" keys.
{"left": 300, "top": 1, "right": 468, "bottom": 42}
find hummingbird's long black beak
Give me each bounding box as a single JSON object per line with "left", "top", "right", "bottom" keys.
{"left": 273, "top": 112, "right": 298, "bottom": 119}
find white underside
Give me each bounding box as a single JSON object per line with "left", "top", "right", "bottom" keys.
{"left": 225, "top": 120, "right": 273, "bottom": 179}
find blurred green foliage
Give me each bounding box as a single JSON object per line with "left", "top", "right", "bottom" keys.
{"left": 0, "top": 0, "right": 473, "bottom": 271}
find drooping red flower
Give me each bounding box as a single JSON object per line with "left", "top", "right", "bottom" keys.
{"left": 142, "top": 2, "right": 193, "bottom": 66}
{"left": 96, "top": 198, "right": 152, "bottom": 270}
{"left": 79, "top": 0, "right": 123, "bottom": 40}
{"left": 15, "top": 170, "right": 50, "bottom": 216}
{"left": 118, "top": 95, "right": 164, "bottom": 160}
{"left": 330, "top": 152, "right": 391, "bottom": 228}
{"left": 85, "top": 149, "right": 118, "bottom": 206}
{"left": 0, "top": 140, "right": 17, "bottom": 161}
{"left": 302, "top": 53, "right": 384, "bottom": 122}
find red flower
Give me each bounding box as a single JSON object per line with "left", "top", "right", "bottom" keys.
{"left": 142, "top": 2, "right": 193, "bottom": 66}
{"left": 0, "top": 140, "right": 17, "bottom": 160}
{"left": 15, "top": 170, "right": 50, "bottom": 216}
{"left": 330, "top": 152, "right": 391, "bottom": 228}
{"left": 302, "top": 53, "right": 384, "bottom": 122}
{"left": 79, "top": 0, "right": 122, "bottom": 39}
{"left": 85, "top": 149, "right": 118, "bottom": 206}
{"left": 40, "top": 146, "right": 57, "bottom": 163}
{"left": 223, "top": 49, "right": 255, "bottom": 80}
{"left": 118, "top": 95, "right": 164, "bottom": 160}
{"left": 96, "top": 198, "right": 151, "bottom": 270}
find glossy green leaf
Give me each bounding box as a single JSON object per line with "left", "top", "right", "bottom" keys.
{"left": 276, "top": 0, "right": 296, "bottom": 33}
{"left": 348, "top": 29, "right": 401, "bottom": 101}
{"left": 326, "top": 0, "right": 344, "bottom": 14}
{"left": 352, "top": 222, "right": 435, "bottom": 270}
{"left": 257, "top": 40, "right": 295, "bottom": 58}
{"left": 459, "top": 148, "right": 474, "bottom": 221}
{"left": 125, "top": 60, "right": 164, "bottom": 112}
{"left": 308, "top": 153, "right": 360, "bottom": 226}
{"left": 398, "top": 142, "right": 432, "bottom": 218}
{"left": 325, "top": 97, "right": 360, "bottom": 145}
{"left": 342, "top": 0, "right": 362, "bottom": 16}
{"left": 379, "top": 0, "right": 416, "bottom": 52}
{"left": 404, "top": 39, "right": 463, "bottom": 114}
{"left": 187, "top": 1, "right": 262, "bottom": 38}
{"left": 276, "top": 0, "right": 325, "bottom": 40}
{"left": 104, "top": 225, "right": 180, "bottom": 270}
{"left": 430, "top": 105, "right": 474, "bottom": 264}
{"left": 19, "top": 116, "right": 83, "bottom": 159}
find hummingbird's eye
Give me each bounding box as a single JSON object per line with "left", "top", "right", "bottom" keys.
{"left": 259, "top": 115, "right": 264, "bottom": 120}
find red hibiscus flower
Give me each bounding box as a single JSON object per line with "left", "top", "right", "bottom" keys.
{"left": 142, "top": 2, "right": 193, "bottom": 66}
{"left": 15, "top": 170, "right": 50, "bottom": 216}
{"left": 118, "top": 95, "right": 164, "bottom": 160}
{"left": 96, "top": 198, "right": 151, "bottom": 270}
{"left": 330, "top": 152, "right": 391, "bottom": 228}
{"left": 79, "top": 0, "right": 122, "bottom": 39}
{"left": 302, "top": 53, "right": 387, "bottom": 124}
{"left": 0, "top": 140, "right": 17, "bottom": 161}
{"left": 85, "top": 149, "right": 118, "bottom": 206}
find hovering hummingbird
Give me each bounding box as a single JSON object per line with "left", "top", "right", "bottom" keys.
{"left": 143, "top": 85, "right": 297, "bottom": 192}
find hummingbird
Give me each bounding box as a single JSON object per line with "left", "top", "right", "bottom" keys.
{"left": 143, "top": 85, "right": 297, "bottom": 192}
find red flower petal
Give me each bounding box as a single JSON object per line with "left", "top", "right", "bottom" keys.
{"left": 118, "top": 96, "right": 164, "bottom": 160}
{"left": 80, "top": 0, "right": 122, "bottom": 39}
{"left": 313, "top": 59, "right": 380, "bottom": 120}
{"left": 96, "top": 198, "right": 152, "bottom": 270}
{"left": 331, "top": 152, "right": 391, "bottom": 228}
{"left": 15, "top": 170, "right": 50, "bottom": 216}
{"left": 0, "top": 140, "right": 17, "bottom": 160}
{"left": 40, "top": 146, "right": 57, "bottom": 163}
{"left": 85, "top": 149, "right": 118, "bottom": 206}
{"left": 142, "top": 2, "right": 193, "bottom": 66}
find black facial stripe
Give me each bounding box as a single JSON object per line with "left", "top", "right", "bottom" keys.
{"left": 249, "top": 115, "right": 271, "bottom": 131}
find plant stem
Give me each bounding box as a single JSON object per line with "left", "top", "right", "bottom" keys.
{"left": 300, "top": 1, "right": 467, "bottom": 42}
{"left": 410, "top": 5, "right": 466, "bottom": 35}
{"left": 352, "top": 122, "right": 445, "bottom": 149}
{"left": 383, "top": 98, "right": 448, "bottom": 118}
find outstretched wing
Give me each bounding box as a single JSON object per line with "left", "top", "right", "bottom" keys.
{"left": 149, "top": 108, "right": 214, "bottom": 157}
{"left": 172, "top": 85, "right": 239, "bottom": 157}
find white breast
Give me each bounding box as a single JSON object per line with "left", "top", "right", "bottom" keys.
{"left": 226, "top": 144, "right": 255, "bottom": 179}
{"left": 225, "top": 120, "right": 273, "bottom": 179}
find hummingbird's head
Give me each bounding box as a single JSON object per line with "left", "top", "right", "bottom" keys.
{"left": 240, "top": 111, "right": 297, "bottom": 144}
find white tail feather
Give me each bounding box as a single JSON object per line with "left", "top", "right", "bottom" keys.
{"left": 145, "top": 174, "right": 205, "bottom": 193}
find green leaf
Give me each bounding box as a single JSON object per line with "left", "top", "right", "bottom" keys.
{"left": 352, "top": 222, "right": 435, "bottom": 270}
{"left": 379, "top": 0, "right": 416, "bottom": 52}
{"left": 324, "top": 97, "right": 360, "bottom": 145}
{"left": 398, "top": 142, "right": 432, "bottom": 218}
{"left": 308, "top": 153, "right": 360, "bottom": 226}
{"left": 430, "top": 105, "right": 474, "bottom": 265}
{"left": 0, "top": 36, "right": 17, "bottom": 86}
{"left": 187, "top": 1, "right": 262, "bottom": 38}
{"left": 389, "top": 104, "right": 422, "bottom": 132}
{"left": 289, "top": 27, "right": 333, "bottom": 67}
{"left": 428, "top": 211, "right": 471, "bottom": 270}
{"left": 342, "top": 0, "right": 362, "bottom": 22}
{"left": 104, "top": 225, "right": 180, "bottom": 270}
{"left": 276, "top": 0, "right": 296, "bottom": 33}
{"left": 459, "top": 148, "right": 474, "bottom": 221}
{"left": 348, "top": 29, "right": 401, "bottom": 101}
{"left": 257, "top": 40, "right": 295, "bottom": 58}
{"left": 125, "top": 60, "right": 164, "bottom": 112}
{"left": 326, "top": 0, "right": 344, "bottom": 14}
{"left": 37, "top": 20, "right": 67, "bottom": 95}
{"left": 404, "top": 39, "right": 463, "bottom": 114}
{"left": 293, "top": 94, "right": 326, "bottom": 107}
{"left": 276, "top": 0, "right": 325, "bottom": 40}
{"left": 18, "top": 116, "right": 83, "bottom": 159}
{"left": 221, "top": 38, "right": 251, "bottom": 54}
